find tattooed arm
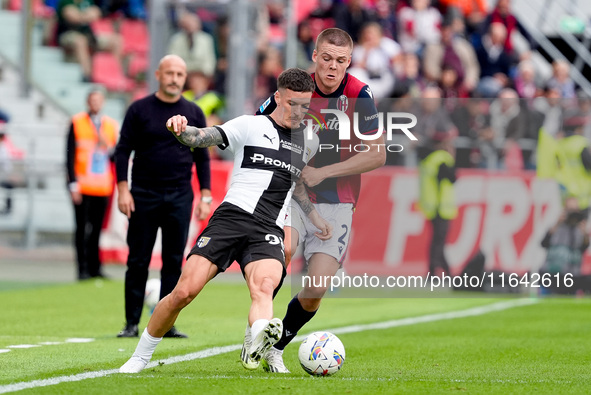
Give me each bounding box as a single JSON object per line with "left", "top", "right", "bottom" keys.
{"left": 292, "top": 178, "right": 333, "bottom": 240}
{"left": 166, "top": 115, "right": 224, "bottom": 148}
{"left": 293, "top": 178, "right": 314, "bottom": 216}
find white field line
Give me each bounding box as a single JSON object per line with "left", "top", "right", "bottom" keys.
{"left": 137, "top": 373, "right": 571, "bottom": 385}
{"left": 0, "top": 298, "right": 537, "bottom": 394}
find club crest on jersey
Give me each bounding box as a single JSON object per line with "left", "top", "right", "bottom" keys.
{"left": 197, "top": 237, "right": 211, "bottom": 248}
{"left": 337, "top": 95, "right": 349, "bottom": 112}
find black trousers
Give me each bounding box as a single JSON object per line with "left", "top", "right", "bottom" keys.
{"left": 74, "top": 194, "right": 109, "bottom": 278}
{"left": 124, "top": 185, "right": 193, "bottom": 326}
{"left": 429, "top": 214, "right": 451, "bottom": 275}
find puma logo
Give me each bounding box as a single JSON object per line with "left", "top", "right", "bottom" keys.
{"left": 263, "top": 134, "right": 276, "bottom": 144}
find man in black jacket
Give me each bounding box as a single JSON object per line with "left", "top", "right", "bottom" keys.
{"left": 114, "top": 55, "right": 211, "bottom": 338}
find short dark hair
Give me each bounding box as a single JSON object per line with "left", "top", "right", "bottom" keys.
{"left": 315, "top": 28, "right": 353, "bottom": 51}
{"left": 277, "top": 68, "right": 314, "bottom": 93}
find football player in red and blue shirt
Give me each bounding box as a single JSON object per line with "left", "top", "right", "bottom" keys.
{"left": 254, "top": 28, "right": 386, "bottom": 373}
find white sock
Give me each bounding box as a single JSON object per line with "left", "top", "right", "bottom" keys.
{"left": 244, "top": 322, "right": 251, "bottom": 339}
{"left": 132, "top": 328, "right": 162, "bottom": 362}
{"left": 250, "top": 318, "right": 269, "bottom": 340}
{"left": 270, "top": 346, "right": 282, "bottom": 354}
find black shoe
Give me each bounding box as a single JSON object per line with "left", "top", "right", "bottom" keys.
{"left": 78, "top": 272, "right": 92, "bottom": 280}
{"left": 117, "top": 324, "right": 139, "bottom": 338}
{"left": 163, "top": 326, "right": 188, "bottom": 338}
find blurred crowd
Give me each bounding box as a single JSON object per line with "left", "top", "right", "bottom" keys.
{"left": 2, "top": 0, "right": 590, "bottom": 291}
{"left": 4, "top": 0, "right": 591, "bottom": 168}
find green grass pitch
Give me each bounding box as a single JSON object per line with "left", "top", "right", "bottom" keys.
{"left": 0, "top": 276, "right": 589, "bottom": 394}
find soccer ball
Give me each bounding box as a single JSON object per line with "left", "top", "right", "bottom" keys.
{"left": 144, "top": 278, "right": 161, "bottom": 313}
{"left": 298, "top": 331, "right": 345, "bottom": 376}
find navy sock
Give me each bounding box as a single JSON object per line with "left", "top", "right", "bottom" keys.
{"left": 274, "top": 294, "right": 317, "bottom": 350}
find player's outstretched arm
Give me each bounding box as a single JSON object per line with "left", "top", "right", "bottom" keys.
{"left": 293, "top": 179, "right": 333, "bottom": 240}
{"left": 166, "top": 114, "right": 224, "bottom": 148}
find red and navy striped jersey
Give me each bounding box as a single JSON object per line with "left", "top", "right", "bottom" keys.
{"left": 257, "top": 73, "right": 380, "bottom": 205}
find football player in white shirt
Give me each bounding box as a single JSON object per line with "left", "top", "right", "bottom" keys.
{"left": 120, "top": 68, "right": 331, "bottom": 374}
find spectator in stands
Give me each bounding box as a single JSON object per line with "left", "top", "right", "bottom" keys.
{"left": 296, "top": 20, "right": 315, "bottom": 71}
{"left": 182, "top": 71, "right": 225, "bottom": 127}
{"left": 254, "top": 1, "right": 271, "bottom": 53}
{"left": 390, "top": 52, "right": 425, "bottom": 98}
{"left": 489, "top": 88, "right": 523, "bottom": 144}
{"left": 168, "top": 12, "right": 217, "bottom": 78}
{"left": 415, "top": 86, "right": 457, "bottom": 159}
{"left": 449, "top": 97, "right": 492, "bottom": 167}
{"left": 56, "top": 0, "right": 122, "bottom": 82}
{"left": 555, "top": 110, "right": 591, "bottom": 208}
{"left": 267, "top": 1, "right": 284, "bottom": 27}
{"left": 0, "top": 109, "right": 9, "bottom": 124}
{"left": 547, "top": 60, "right": 576, "bottom": 100}
{"left": 474, "top": 22, "right": 513, "bottom": 98}
{"left": 533, "top": 85, "right": 564, "bottom": 137}
{"left": 514, "top": 60, "right": 539, "bottom": 100}
{"left": 182, "top": 71, "right": 226, "bottom": 160}
{"left": 438, "top": 0, "right": 487, "bottom": 33}
{"left": 375, "top": 0, "right": 397, "bottom": 40}
{"left": 481, "top": 0, "right": 536, "bottom": 57}
{"left": 439, "top": 65, "right": 468, "bottom": 103}
{"left": 540, "top": 196, "right": 590, "bottom": 295}
{"left": 379, "top": 85, "right": 416, "bottom": 166}
{"left": 213, "top": 15, "right": 229, "bottom": 94}
{"left": 349, "top": 22, "right": 402, "bottom": 100}
{"left": 333, "top": 0, "right": 376, "bottom": 43}
{"left": 486, "top": 88, "right": 530, "bottom": 169}
{"left": 423, "top": 18, "right": 480, "bottom": 94}
{"left": 66, "top": 89, "right": 119, "bottom": 280}
{"left": 254, "top": 47, "right": 283, "bottom": 108}
{"left": 576, "top": 90, "right": 591, "bottom": 141}
{"left": 96, "top": 0, "right": 145, "bottom": 19}
{"left": 0, "top": 128, "right": 14, "bottom": 215}
{"left": 418, "top": 130, "right": 458, "bottom": 276}
{"left": 397, "top": 0, "right": 441, "bottom": 55}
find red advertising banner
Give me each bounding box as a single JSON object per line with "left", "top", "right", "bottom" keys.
{"left": 346, "top": 167, "right": 591, "bottom": 277}
{"left": 100, "top": 162, "right": 591, "bottom": 275}
{"left": 100, "top": 160, "right": 234, "bottom": 267}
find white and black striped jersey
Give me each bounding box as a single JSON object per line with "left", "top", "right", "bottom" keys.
{"left": 216, "top": 115, "right": 319, "bottom": 229}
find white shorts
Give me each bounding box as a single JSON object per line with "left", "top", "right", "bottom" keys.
{"left": 286, "top": 202, "right": 353, "bottom": 264}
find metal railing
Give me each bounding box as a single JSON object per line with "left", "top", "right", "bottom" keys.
{"left": 518, "top": 0, "right": 591, "bottom": 96}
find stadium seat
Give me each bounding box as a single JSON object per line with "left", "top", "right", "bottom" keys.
{"left": 127, "top": 52, "right": 148, "bottom": 79}
{"left": 120, "top": 19, "right": 148, "bottom": 55}
{"left": 295, "top": 0, "right": 318, "bottom": 23}
{"left": 8, "top": 0, "right": 54, "bottom": 18}
{"left": 91, "top": 18, "right": 115, "bottom": 35}
{"left": 92, "top": 52, "right": 135, "bottom": 92}
{"left": 269, "top": 24, "right": 286, "bottom": 45}
{"left": 308, "top": 17, "right": 335, "bottom": 40}
{"left": 131, "top": 84, "right": 149, "bottom": 102}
